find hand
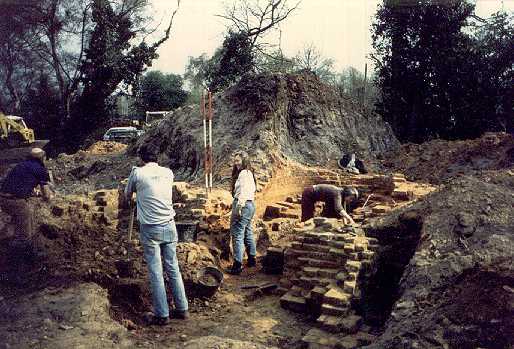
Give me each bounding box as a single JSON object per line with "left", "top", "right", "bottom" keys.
{"left": 236, "top": 203, "right": 244, "bottom": 217}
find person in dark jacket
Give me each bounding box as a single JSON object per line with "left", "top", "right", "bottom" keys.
{"left": 0, "top": 148, "right": 53, "bottom": 262}
{"left": 301, "top": 184, "right": 358, "bottom": 224}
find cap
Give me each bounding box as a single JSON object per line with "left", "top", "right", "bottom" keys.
{"left": 30, "top": 147, "right": 46, "bottom": 160}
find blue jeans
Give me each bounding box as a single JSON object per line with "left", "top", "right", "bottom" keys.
{"left": 139, "top": 221, "right": 188, "bottom": 317}
{"left": 230, "top": 199, "right": 256, "bottom": 263}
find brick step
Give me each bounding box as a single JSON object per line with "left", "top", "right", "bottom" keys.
{"left": 276, "top": 201, "right": 298, "bottom": 209}
{"left": 343, "top": 280, "right": 357, "bottom": 295}
{"left": 323, "top": 286, "right": 351, "bottom": 307}
{"left": 316, "top": 315, "right": 344, "bottom": 333}
{"left": 289, "top": 285, "right": 304, "bottom": 297}
{"left": 274, "top": 287, "right": 288, "bottom": 296}
{"left": 321, "top": 303, "right": 349, "bottom": 316}
{"left": 339, "top": 315, "right": 363, "bottom": 335}
{"left": 296, "top": 236, "right": 331, "bottom": 245}
{"left": 301, "top": 328, "right": 340, "bottom": 349}
{"left": 303, "top": 267, "right": 340, "bottom": 279}
{"left": 296, "top": 276, "right": 333, "bottom": 289}
{"left": 291, "top": 250, "right": 339, "bottom": 261}
{"left": 328, "top": 240, "right": 348, "bottom": 249}
{"left": 298, "top": 257, "right": 342, "bottom": 269}
{"left": 345, "top": 260, "right": 362, "bottom": 273}
{"left": 292, "top": 243, "right": 332, "bottom": 253}
{"left": 304, "top": 232, "right": 337, "bottom": 240}
{"left": 280, "top": 292, "right": 307, "bottom": 313}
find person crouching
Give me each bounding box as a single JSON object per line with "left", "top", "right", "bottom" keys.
{"left": 301, "top": 184, "right": 359, "bottom": 225}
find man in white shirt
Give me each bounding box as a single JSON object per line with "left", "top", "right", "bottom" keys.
{"left": 125, "top": 144, "right": 188, "bottom": 325}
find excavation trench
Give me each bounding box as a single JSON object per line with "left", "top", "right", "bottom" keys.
{"left": 359, "top": 211, "right": 423, "bottom": 328}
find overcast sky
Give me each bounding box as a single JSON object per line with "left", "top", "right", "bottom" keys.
{"left": 147, "top": 0, "right": 513, "bottom": 76}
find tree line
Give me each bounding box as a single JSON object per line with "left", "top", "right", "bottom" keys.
{"left": 1, "top": 0, "right": 510, "bottom": 151}
{"left": 372, "top": 0, "right": 513, "bottom": 142}
{"left": 0, "top": 0, "right": 181, "bottom": 152}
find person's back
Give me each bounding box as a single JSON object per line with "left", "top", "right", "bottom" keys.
{"left": 124, "top": 144, "right": 188, "bottom": 326}
{"left": 1, "top": 158, "right": 49, "bottom": 198}
{"left": 126, "top": 163, "right": 175, "bottom": 225}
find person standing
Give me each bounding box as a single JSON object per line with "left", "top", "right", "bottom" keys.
{"left": 227, "top": 151, "right": 257, "bottom": 275}
{"left": 124, "top": 144, "right": 188, "bottom": 326}
{"left": 0, "top": 148, "right": 53, "bottom": 263}
{"left": 301, "top": 184, "right": 359, "bottom": 224}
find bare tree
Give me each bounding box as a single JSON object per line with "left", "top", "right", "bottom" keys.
{"left": 217, "top": 0, "right": 300, "bottom": 50}
{"left": 294, "top": 43, "right": 336, "bottom": 83}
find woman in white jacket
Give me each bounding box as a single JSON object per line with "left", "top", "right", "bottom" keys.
{"left": 227, "top": 151, "right": 257, "bottom": 275}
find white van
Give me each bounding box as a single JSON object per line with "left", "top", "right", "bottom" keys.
{"left": 102, "top": 127, "right": 144, "bottom": 143}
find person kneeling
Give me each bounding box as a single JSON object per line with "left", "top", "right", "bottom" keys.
{"left": 301, "top": 184, "right": 358, "bottom": 225}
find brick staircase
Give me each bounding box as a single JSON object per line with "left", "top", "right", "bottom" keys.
{"left": 275, "top": 217, "right": 380, "bottom": 348}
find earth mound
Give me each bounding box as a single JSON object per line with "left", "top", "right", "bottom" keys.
{"left": 133, "top": 71, "right": 399, "bottom": 180}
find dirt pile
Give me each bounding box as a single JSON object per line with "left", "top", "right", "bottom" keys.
{"left": 131, "top": 71, "right": 399, "bottom": 182}
{"left": 0, "top": 283, "right": 132, "bottom": 348}
{"left": 86, "top": 141, "right": 128, "bottom": 155}
{"left": 363, "top": 170, "right": 514, "bottom": 349}
{"left": 47, "top": 149, "right": 138, "bottom": 195}
{"left": 382, "top": 132, "right": 514, "bottom": 184}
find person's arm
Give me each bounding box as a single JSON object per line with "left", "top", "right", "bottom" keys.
{"left": 334, "top": 190, "right": 355, "bottom": 225}
{"left": 35, "top": 165, "right": 53, "bottom": 201}
{"left": 339, "top": 208, "right": 355, "bottom": 225}
{"left": 124, "top": 167, "right": 138, "bottom": 205}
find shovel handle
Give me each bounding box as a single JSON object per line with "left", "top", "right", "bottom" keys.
{"left": 128, "top": 203, "right": 135, "bottom": 241}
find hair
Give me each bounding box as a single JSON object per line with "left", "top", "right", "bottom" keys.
{"left": 138, "top": 143, "right": 159, "bottom": 163}
{"left": 28, "top": 148, "right": 46, "bottom": 163}
{"left": 230, "top": 150, "right": 256, "bottom": 196}
{"left": 342, "top": 186, "right": 359, "bottom": 200}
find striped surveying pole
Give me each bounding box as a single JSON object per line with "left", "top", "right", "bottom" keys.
{"left": 201, "top": 92, "right": 208, "bottom": 193}
{"left": 207, "top": 91, "right": 213, "bottom": 192}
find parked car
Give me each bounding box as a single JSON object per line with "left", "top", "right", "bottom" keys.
{"left": 102, "top": 127, "right": 144, "bottom": 143}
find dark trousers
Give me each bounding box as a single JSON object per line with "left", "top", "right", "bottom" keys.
{"left": 301, "top": 187, "right": 339, "bottom": 222}
{"left": 301, "top": 187, "right": 315, "bottom": 222}
{"left": 0, "top": 197, "right": 34, "bottom": 248}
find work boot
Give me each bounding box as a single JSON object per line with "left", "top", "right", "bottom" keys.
{"left": 245, "top": 246, "right": 256, "bottom": 267}
{"left": 171, "top": 309, "right": 190, "bottom": 320}
{"left": 247, "top": 255, "right": 257, "bottom": 267}
{"left": 226, "top": 260, "right": 243, "bottom": 275}
{"left": 143, "top": 312, "right": 170, "bottom": 326}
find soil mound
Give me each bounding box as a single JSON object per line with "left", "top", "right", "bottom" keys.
{"left": 132, "top": 71, "right": 399, "bottom": 181}
{"left": 382, "top": 132, "right": 514, "bottom": 184}
{"left": 87, "top": 141, "right": 127, "bottom": 155}
{"left": 364, "top": 170, "right": 514, "bottom": 349}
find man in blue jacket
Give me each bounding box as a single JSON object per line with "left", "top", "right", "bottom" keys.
{"left": 0, "top": 148, "right": 53, "bottom": 263}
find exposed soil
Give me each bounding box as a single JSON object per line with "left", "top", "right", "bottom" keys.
{"left": 382, "top": 132, "right": 514, "bottom": 184}
{"left": 1, "top": 71, "right": 513, "bottom": 349}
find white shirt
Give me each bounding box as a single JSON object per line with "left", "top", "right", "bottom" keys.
{"left": 124, "top": 162, "right": 175, "bottom": 225}
{"left": 233, "top": 169, "right": 256, "bottom": 203}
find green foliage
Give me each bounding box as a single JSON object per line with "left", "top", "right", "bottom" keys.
{"left": 20, "top": 74, "right": 61, "bottom": 140}
{"left": 255, "top": 50, "right": 297, "bottom": 74}
{"left": 134, "top": 71, "right": 188, "bottom": 113}
{"left": 372, "top": 0, "right": 513, "bottom": 142}
{"left": 206, "top": 31, "right": 255, "bottom": 92}
{"left": 71, "top": 0, "right": 160, "bottom": 143}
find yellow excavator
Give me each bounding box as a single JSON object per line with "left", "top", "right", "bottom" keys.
{"left": 0, "top": 112, "right": 49, "bottom": 162}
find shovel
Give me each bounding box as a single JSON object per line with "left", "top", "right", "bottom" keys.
{"left": 115, "top": 197, "right": 136, "bottom": 278}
